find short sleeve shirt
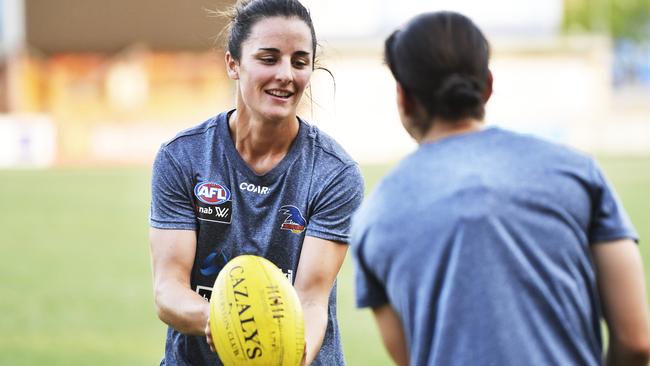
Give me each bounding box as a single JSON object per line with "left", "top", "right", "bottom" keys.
{"left": 151, "top": 111, "right": 364, "bottom": 366}
{"left": 351, "top": 127, "right": 637, "bottom": 366}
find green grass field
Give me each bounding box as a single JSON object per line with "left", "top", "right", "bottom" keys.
{"left": 1, "top": 157, "right": 649, "bottom": 365}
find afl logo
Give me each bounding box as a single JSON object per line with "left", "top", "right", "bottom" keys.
{"left": 194, "top": 182, "right": 231, "bottom": 205}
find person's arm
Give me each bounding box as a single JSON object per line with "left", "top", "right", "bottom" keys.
{"left": 591, "top": 239, "right": 650, "bottom": 366}
{"left": 150, "top": 227, "right": 210, "bottom": 336}
{"left": 372, "top": 303, "right": 409, "bottom": 366}
{"left": 294, "top": 236, "right": 347, "bottom": 365}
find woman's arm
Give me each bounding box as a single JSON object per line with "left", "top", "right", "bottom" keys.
{"left": 591, "top": 239, "right": 650, "bottom": 366}
{"left": 294, "top": 236, "right": 348, "bottom": 365}
{"left": 372, "top": 303, "right": 409, "bottom": 366}
{"left": 149, "top": 227, "right": 210, "bottom": 336}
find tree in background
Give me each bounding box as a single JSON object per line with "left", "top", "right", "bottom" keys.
{"left": 564, "top": 0, "right": 650, "bottom": 89}
{"left": 563, "top": 0, "right": 650, "bottom": 43}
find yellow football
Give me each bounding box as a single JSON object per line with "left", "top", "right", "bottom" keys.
{"left": 209, "top": 255, "right": 305, "bottom": 366}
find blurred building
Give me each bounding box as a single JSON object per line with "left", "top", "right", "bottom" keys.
{"left": 25, "top": 0, "right": 233, "bottom": 53}
{"left": 2, "top": 0, "right": 235, "bottom": 166}
{"left": 0, "top": 0, "right": 649, "bottom": 167}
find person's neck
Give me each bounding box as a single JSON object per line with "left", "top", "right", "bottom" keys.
{"left": 419, "top": 117, "right": 484, "bottom": 144}
{"left": 228, "top": 108, "right": 299, "bottom": 175}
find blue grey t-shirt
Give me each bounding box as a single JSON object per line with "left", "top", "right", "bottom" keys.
{"left": 150, "top": 110, "right": 364, "bottom": 366}
{"left": 351, "top": 127, "right": 637, "bottom": 366}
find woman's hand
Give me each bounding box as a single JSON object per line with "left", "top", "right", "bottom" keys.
{"left": 205, "top": 316, "right": 216, "bottom": 353}
{"left": 300, "top": 342, "right": 307, "bottom": 366}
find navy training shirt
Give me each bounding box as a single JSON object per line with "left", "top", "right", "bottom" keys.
{"left": 150, "top": 110, "right": 364, "bottom": 365}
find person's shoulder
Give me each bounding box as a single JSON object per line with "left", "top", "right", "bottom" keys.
{"left": 300, "top": 118, "right": 356, "bottom": 167}
{"left": 161, "top": 112, "right": 228, "bottom": 151}
{"left": 490, "top": 127, "right": 594, "bottom": 164}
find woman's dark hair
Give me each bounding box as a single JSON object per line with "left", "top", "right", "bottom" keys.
{"left": 385, "top": 11, "right": 490, "bottom": 126}
{"left": 224, "top": 0, "right": 317, "bottom": 65}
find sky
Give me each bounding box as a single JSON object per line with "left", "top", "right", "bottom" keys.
{"left": 302, "top": 0, "right": 564, "bottom": 39}
{"left": 0, "top": 0, "right": 25, "bottom": 55}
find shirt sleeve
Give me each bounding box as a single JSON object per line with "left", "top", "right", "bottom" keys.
{"left": 351, "top": 227, "right": 389, "bottom": 309}
{"left": 588, "top": 159, "right": 638, "bottom": 244}
{"left": 305, "top": 164, "right": 365, "bottom": 244}
{"left": 149, "top": 145, "right": 197, "bottom": 230}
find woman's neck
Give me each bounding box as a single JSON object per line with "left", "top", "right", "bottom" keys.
{"left": 419, "top": 117, "right": 484, "bottom": 144}
{"left": 228, "top": 108, "right": 299, "bottom": 175}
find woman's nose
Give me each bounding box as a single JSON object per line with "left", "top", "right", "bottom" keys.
{"left": 275, "top": 60, "right": 293, "bottom": 83}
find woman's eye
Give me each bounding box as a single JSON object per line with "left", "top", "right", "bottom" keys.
{"left": 293, "top": 60, "right": 308, "bottom": 68}
{"left": 260, "top": 58, "right": 275, "bottom": 64}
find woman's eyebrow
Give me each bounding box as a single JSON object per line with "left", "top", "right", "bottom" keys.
{"left": 294, "top": 50, "right": 311, "bottom": 58}
{"left": 257, "top": 47, "right": 280, "bottom": 53}
{"left": 256, "top": 48, "right": 311, "bottom": 57}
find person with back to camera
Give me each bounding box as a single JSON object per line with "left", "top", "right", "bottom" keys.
{"left": 148, "top": 0, "right": 364, "bottom": 364}
{"left": 350, "top": 10, "right": 650, "bottom": 366}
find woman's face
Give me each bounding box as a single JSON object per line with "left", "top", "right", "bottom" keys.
{"left": 227, "top": 16, "right": 314, "bottom": 123}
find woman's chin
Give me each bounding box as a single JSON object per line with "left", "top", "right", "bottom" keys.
{"left": 260, "top": 108, "right": 296, "bottom": 123}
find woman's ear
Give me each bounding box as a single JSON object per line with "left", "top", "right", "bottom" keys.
{"left": 396, "top": 82, "right": 412, "bottom": 118}
{"left": 225, "top": 52, "right": 239, "bottom": 80}
{"left": 483, "top": 69, "right": 493, "bottom": 103}
{"left": 395, "top": 81, "right": 425, "bottom": 142}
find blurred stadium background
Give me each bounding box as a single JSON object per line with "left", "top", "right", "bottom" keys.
{"left": 0, "top": 0, "right": 649, "bottom": 364}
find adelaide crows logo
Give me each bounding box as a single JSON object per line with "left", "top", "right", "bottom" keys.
{"left": 279, "top": 205, "right": 306, "bottom": 234}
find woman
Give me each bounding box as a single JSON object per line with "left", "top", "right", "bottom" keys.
{"left": 149, "top": 1, "right": 363, "bottom": 365}
{"left": 351, "top": 11, "right": 650, "bottom": 366}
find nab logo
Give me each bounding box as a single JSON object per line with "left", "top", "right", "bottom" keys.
{"left": 195, "top": 182, "right": 233, "bottom": 225}
{"left": 194, "top": 182, "right": 231, "bottom": 205}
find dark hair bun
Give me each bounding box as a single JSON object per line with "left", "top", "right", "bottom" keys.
{"left": 434, "top": 74, "right": 483, "bottom": 120}
{"left": 383, "top": 11, "right": 490, "bottom": 127}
